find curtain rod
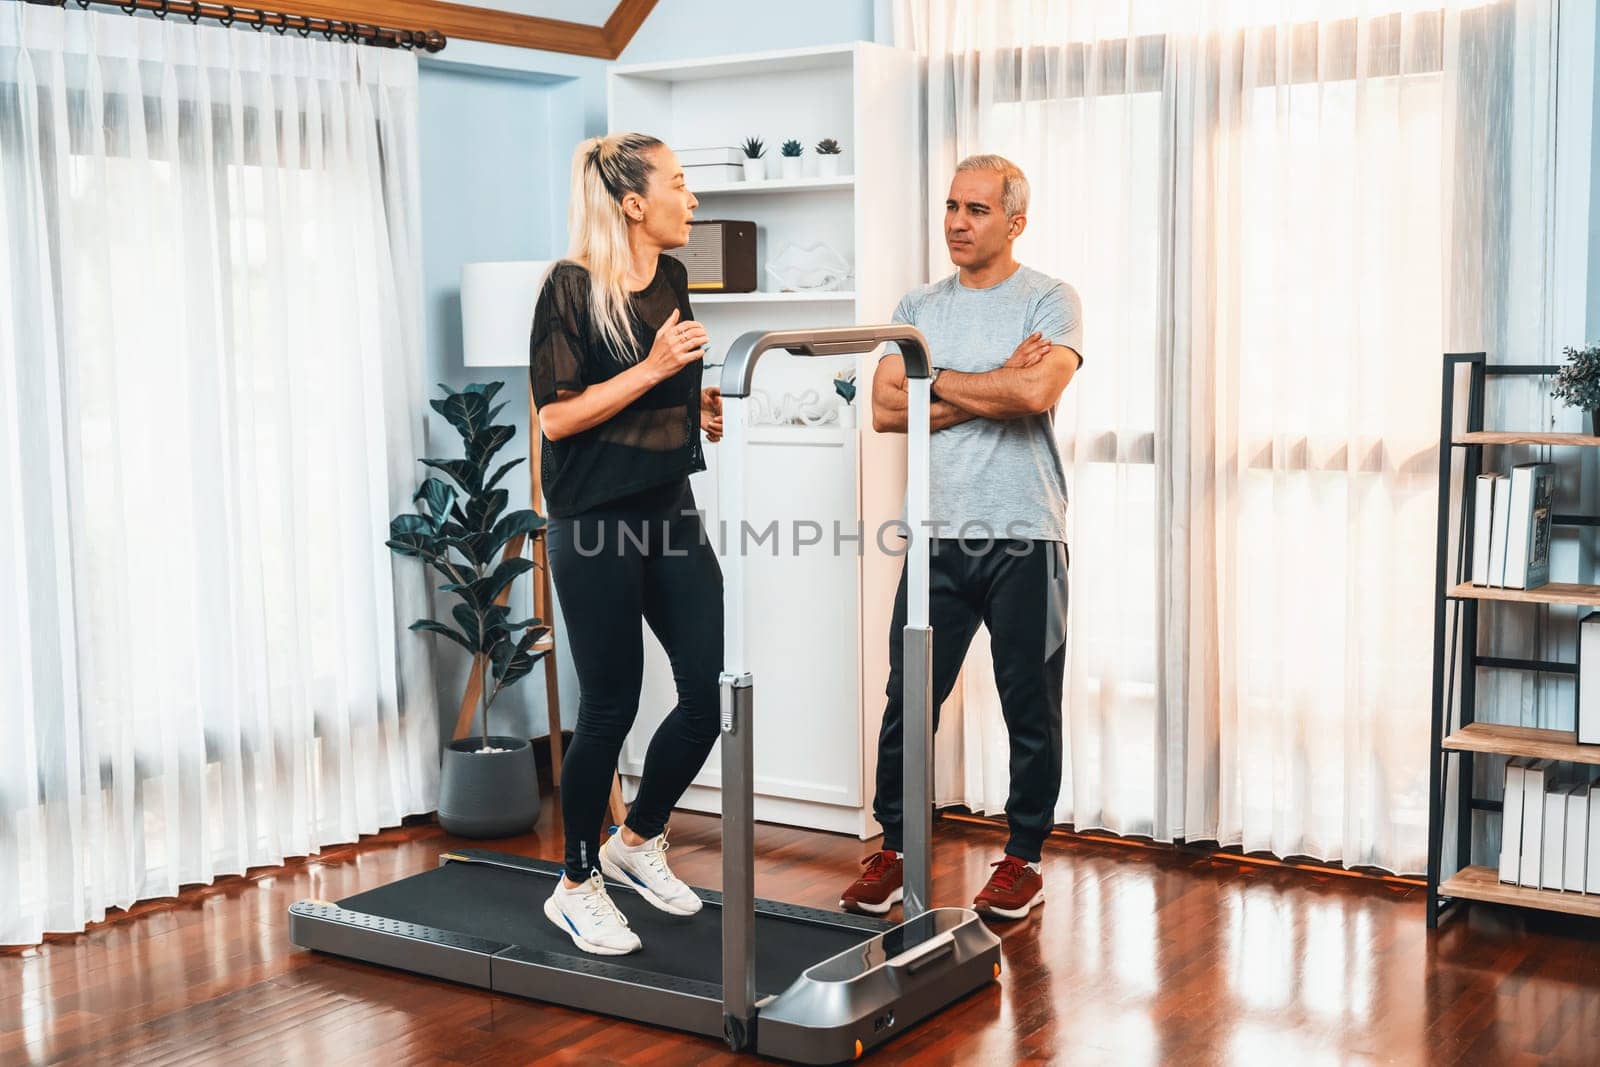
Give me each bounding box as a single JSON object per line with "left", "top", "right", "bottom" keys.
{"left": 25, "top": 0, "right": 449, "bottom": 53}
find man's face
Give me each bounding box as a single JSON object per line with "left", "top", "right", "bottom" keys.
{"left": 944, "top": 169, "right": 1020, "bottom": 269}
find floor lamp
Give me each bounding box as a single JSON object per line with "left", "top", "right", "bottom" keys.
{"left": 460, "top": 260, "right": 626, "bottom": 827}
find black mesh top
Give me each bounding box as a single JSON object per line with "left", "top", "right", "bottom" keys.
{"left": 529, "top": 257, "right": 705, "bottom": 517}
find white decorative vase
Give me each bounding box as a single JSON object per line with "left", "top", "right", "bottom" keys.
{"left": 743, "top": 157, "right": 764, "bottom": 183}
{"left": 817, "top": 155, "right": 841, "bottom": 178}
{"left": 837, "top": 404, "right": 856, "bottom": 429}
{"left": 780, "top": 156, "right": 803, "bottom": 180}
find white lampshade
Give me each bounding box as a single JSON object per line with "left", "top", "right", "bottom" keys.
{"left": 460, "top": 260, "right": 553, "bottom": 368}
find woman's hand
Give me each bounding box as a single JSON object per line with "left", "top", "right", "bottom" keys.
{"left": 643, "top": 308, "right": 708, "bottom": 383}
{"left": 700, "top": 385, "right": 723, "bottom": 443}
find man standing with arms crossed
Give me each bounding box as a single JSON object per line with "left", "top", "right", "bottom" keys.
{"left": 841, "top": 155, "right": 1082, "bottom": 921}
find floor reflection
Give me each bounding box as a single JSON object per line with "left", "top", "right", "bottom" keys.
{"left": 5, "top": 809, "right": 1597, "bottom": 1065}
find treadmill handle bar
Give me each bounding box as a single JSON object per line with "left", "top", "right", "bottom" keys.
{"left": 717, "top": 325, "right": 936, "bottom": 1051}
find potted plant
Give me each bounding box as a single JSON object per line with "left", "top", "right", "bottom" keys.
{"left": 780, "top": 138, "right": 804, "bottom": 180}
{"left": 741, "top": 136, "right": 766, "bottom": 183}
{"left": 1552, "top": 343, "right": 1600, "bottom": 435}
{"left": 833, "top": 369, "right": 857, "bottom": 429}
{"left": 387, "top": 382, "right": 551, "bottom": 838}
{"left": 815, "top": 137, "right": 843, "bottom": 178}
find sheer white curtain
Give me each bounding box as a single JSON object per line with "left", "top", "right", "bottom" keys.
{"left": 894, "top": 0, "right": 1563, "bottom": 873}
{"left": 0, "top": 5, "right": 439, "bottom": 945}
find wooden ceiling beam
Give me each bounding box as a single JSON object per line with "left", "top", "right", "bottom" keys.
{"left": 283, "top": 1, "right": 658, "bottom": 58}
{"left": 602, "top": 0, "right": 658, "bottom": 55}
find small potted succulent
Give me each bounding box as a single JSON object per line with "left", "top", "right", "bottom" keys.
{"left": 1552, "top": 343, "right": 1600, "bottom": 435}
{"left": 388, "top": 382, "right": 551, "bottom": 838}
{"left": 779, "top": 138, "right": 803, "bottom": 180}
{"left": 741, "top": 136, "right": 766, "bottom": 183}
{"left": 815, "top": 137, "right": 843, "bottom": 178}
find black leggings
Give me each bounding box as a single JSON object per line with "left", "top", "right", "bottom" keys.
{"left": 545, "top": 479, "right": 723, "bottom": 882}
{"left": 874, "top": 539, "right": 1067, "bottom": 863}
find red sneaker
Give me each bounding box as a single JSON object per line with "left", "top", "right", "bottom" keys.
{"left": 840, "top": 850, "right": 904, "bottom": 915}
{"left": 973, "top": 856, "right": 1044, "bottom": 920}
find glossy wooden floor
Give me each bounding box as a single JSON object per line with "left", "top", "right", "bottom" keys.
{"left": 5, "top": 798, "right": 1600, "bottom": 1066}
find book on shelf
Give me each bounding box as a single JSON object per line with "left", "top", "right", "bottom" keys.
{"left": 1519, "top": 759, "right": 1555, "bottom": 887}
{"left": 1589, "top": 783, "right": 1600, "bottom": 894}
{"left": 1490, "top": 471, "right": 1514, "bottom": 587}
{"left": 1565, "top": 781, "right": 1591, "bottom": 893}
{"left": 1472, "top": 474, "right": 1498, "bottom": 586}
{"left": 1540, "top": 775, "right": 1569, "bottom": 890}
{"left": 1501, "top": 462, "right": 1554, "bottom": 591}
{"left": 1581, "top": 612, "right": 1600, "bottom": 746}
{"left": 1499, "top": 757, "right": 1530, "bottom": 883}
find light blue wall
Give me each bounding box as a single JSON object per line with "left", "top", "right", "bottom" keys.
{"left": 413, "top": 3, "right": 879, "bottom": 747}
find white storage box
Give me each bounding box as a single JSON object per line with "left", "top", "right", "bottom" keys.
{"left": 684, "top": 162, "right": 748, "bottom": 184}
{"left": 678, "top": 146, "right": 748, "bottom": 167}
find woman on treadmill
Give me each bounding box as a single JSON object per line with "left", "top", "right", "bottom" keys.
{"left": 531, "top": 132, "right": 723, "bottom": 956}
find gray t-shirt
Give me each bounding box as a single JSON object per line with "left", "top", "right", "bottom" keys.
{"left": 892, "top": 265, "right": 1083, "bottom": 543}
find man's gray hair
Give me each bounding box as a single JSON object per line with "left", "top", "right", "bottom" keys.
{"left": 955, "top": 154, "right": 1030, "bottom": 217}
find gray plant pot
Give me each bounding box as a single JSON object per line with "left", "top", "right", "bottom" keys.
{"left": 438, "top": 735, "right": 540, "bottom": 838}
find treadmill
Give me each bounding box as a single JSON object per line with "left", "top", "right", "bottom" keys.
{"left": 288, "top": 326, "right": 1001, "bottom": 1063}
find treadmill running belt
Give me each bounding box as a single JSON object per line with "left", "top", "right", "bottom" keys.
{"left": 337, "top": 861, "right": 874, "bottom": 996}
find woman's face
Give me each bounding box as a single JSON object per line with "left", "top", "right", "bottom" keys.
{"left": 632, "top": 145, "right": 699, "bottom": 249}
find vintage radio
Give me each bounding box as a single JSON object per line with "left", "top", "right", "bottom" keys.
{"left": 665, "top": 219, "right": 757, "bottom": 293}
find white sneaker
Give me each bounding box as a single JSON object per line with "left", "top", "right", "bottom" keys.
{"left": 600, "top": 829, "right": 702, "bottom": 916}
{"left": 543, "top": 870, "right": 641, "bottom": 956}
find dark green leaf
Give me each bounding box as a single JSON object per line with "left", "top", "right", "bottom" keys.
{"left": 484, "top": 458, "right": 526, "bottom": 493}
{"left": 410, "top": 618, "right": 475, "bottom": 654}
{"left": 390, "top": 513, "right": 435, "bottom": 538}
{"left": 485, "top": 614, "right": 538, "bottom": 642}
{"left": 420, "top": 458, "right": 482, "bottom": 495}
{"left": 439, "top": 533, "right": 497, "bottom": 568}
{"left": 463, "top": 381, "right": 505, "bottom": 406}
{"left": 452, "top": 602, "right": 505, "bottom": 653}
{"left": 467, "top": 424, "right": 516, "bottom": 466}
{"left": 488, "top": 509, "right": 545, "bottom": 553}
{"left": 440, "top": 556, "right": 534, "bottom": 612}
{"left": 385, "top": 534, "right": 439, "bottom": 560}
{"left": 428, "top": 557, "right": 473, "bottom": 586}
{"left": 430, "top": 389, "right": 491, "bottom": 440}
{"left": 466, "top": 489, "right": 509, "bottom": 534}
{"left": 490, "top": 626, "right": 550, "bottom": 691}
{"left": 412, "top": 478, "right": 456, "bottom": 530}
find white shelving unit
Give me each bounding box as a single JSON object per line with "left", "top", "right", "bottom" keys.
{"left": 691, "top": 291, "right": 857, "bottom": 304}
{"left": 688, "top": 176, "right": 856, "bottom": 196}
{"left": 608, "top": 42, "right": 922, "bottom": 836}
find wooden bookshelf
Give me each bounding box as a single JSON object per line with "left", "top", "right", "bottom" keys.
{"left": 1442, "top": 722, "right": 1600, "bottom": 765}
{"left": 1454, "top": 431, "right": 1600, "bottom": 446}
{"left": 1449, "top": 581, "right": 1600, "bottom": 607}
{"left": 1429, "top": 356, "right": 1600, "bottom": 930}
{"left": 1439, "top": 865, "right": 1600, "bottom": 919}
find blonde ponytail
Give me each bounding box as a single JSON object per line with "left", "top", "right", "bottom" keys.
{"left": 565, "top": 132, "right": 665, "bottom": 360}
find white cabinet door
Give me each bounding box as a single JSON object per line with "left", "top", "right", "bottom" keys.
{"left": 621, "top": 427, "right": 861, "bottom": 811}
